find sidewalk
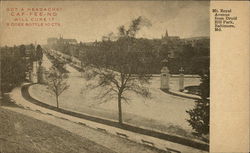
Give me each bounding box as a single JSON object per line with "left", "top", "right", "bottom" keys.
{"left": 7, "top": 85, "right": 207, "bottom": 153}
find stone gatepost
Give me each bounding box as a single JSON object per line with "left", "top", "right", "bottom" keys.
{"left": 179, "top": 67, "right": 184, "bottom": 92}
{"left": 160, "top": 59, "right": 170, "bottom": 90}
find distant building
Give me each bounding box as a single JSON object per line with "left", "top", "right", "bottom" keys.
{"left": 161, "top": 29, "right": 182, "bottom": 58}
{"left": 58, "top": 36, "right": 77, "bottom": 45}
{"left": 162, "top": 30, "right": 181, "bottom": 42}
{"left": 47, "top": 38, "right": 58, "bottom": 46}
{"left": 47, "top": 36, "right": 78, "bottom": 47}
{"left": 182, "top": 37, "right": 210, "bottom": 48}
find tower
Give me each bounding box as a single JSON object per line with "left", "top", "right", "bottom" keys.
{"left": 162, "top": 29, "right": 170, "bottom": 44}
{"left": 165, "top": 29, "right": 169, "bottom": 38}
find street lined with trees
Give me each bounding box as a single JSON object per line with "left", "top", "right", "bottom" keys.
{"left": 1, "top": 16, "right": 210, "bottom": 147}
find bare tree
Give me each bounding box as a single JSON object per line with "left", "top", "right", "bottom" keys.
{"left": 83, "top": 16, "right": 152, "bottom": 124}
{"left": 46, "top": 67, "right": 69, "bottom": 108}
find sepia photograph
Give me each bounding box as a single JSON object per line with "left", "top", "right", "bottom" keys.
{"left": 0, "top": 1, "right": 211, "bottom": 153}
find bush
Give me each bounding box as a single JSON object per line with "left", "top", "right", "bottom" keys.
{"left": 1, "top": 55, "right": 26, "bottom": 93}
{"left": 186, "top": 73, "right": 209, "bottom": 136}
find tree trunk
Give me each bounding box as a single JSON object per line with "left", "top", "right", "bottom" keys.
{"left": 118, "top": 94, "right": 122, "bottom": 124}
{"left": 56, "top": 95, "right": 59, "bottom": 108}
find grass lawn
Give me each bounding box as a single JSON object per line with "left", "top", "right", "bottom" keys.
{"left": 0, "top": 105, "right": 115, "bottom": 153}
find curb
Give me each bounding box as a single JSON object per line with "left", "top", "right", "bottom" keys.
{"left": 161, "top": 89, "right": 200, "bottom": 100}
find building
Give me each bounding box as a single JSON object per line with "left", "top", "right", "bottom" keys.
{"left": 47, "top": 37, "right": 58, "bottom": 46}
{"left": 57, "top": 36, "right": 77, "bottom": 45}
{"left": 47, "top": 36, "right": 78, "bottom": 47}
{"left": 182, "top": 36, "right": 210, "bottom": 48}
{"left": 162, "top": 30, "right": 181, "bottom": 42}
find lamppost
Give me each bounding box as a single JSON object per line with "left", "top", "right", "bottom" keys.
{"left": 179, "top": 67, "right": 184, "bottom": 92}
{"left": 160, "top": 58, "right": 170, "bottom": 90}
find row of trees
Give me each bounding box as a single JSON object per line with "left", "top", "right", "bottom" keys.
{"left": 50, "top": 33, "right": 209, "bottom": 75}
{"left": 1, "top": 43, "right": 69, "bottom": 111}
{"left": 52, "top": 41, "right": 209, "bottom": 75}
{"left": 1, "top": 44, "right": 43, "bottom": 93}
{"left": 1, "top": 53, "right": 26, "bottom": 93}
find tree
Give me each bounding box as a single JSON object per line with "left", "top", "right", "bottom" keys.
{"left": 186, "top": 71, "right": 210, "bottom": 136}
{"left": 46, "top": 67, "right": 69, "bottom": 108}
{"left": 36, "top": 45, "right": 43, "bottom": 61}
{"left": 83, "top": 16, "right": 152, "bottom": 124}
{"left": 19, "top": 44, "right": 26, "bottom": 57}
{"left": 1, "top": 53, "right": 26, "bottom": 93}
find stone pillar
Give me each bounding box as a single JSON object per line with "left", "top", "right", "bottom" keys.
{"left": 161, "top": 66, "right": 170, "bottom": 90}
{"left": 179, "top": 67, "right": 184, "bottom": 92}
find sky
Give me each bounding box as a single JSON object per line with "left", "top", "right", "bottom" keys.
{"left": 1, "top": 1, "right": 209, "bottom": 46}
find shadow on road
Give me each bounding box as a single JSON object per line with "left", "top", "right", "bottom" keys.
{"left": 0, "top": 94, "right": 20, "bottom": 108}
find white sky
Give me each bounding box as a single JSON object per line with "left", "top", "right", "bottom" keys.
{"left": 1, "top": 1, "right": 209, "bottom": 46}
